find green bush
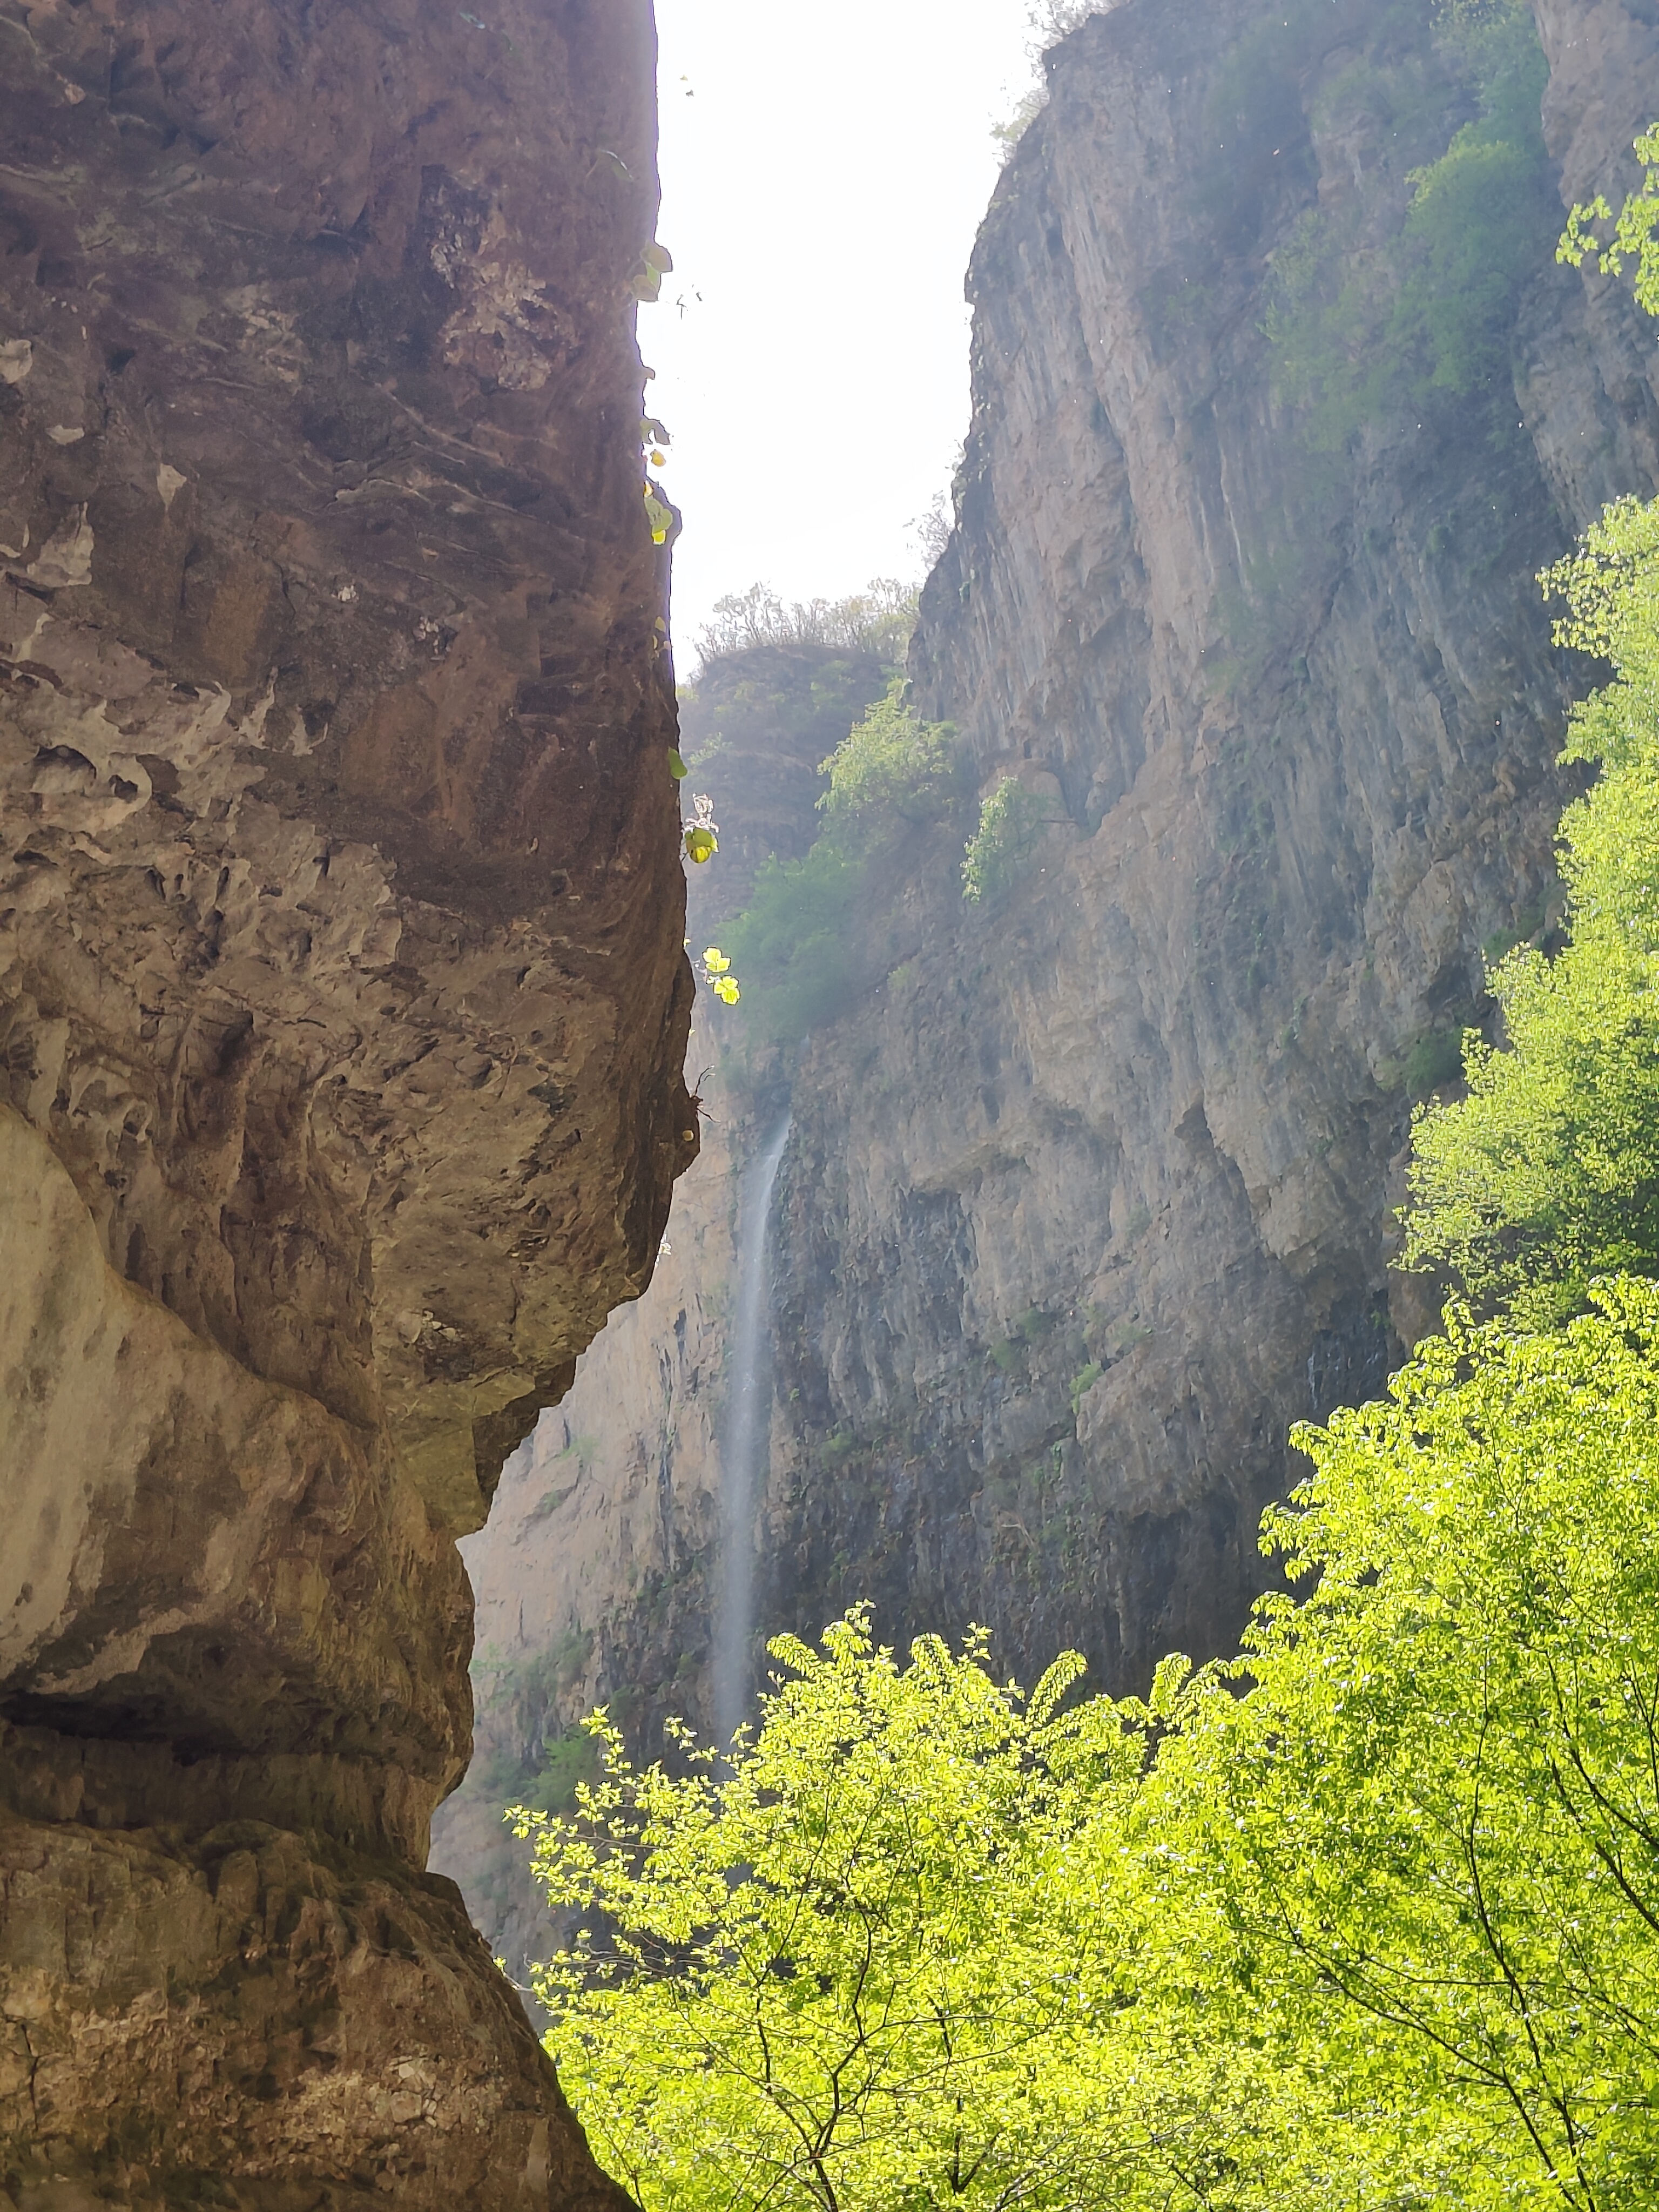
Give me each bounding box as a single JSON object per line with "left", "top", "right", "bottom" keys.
{"left": 817, "top": 677, "right": 956, "bottom": 826}
{"left": 724, "top": 685, "right": 959, "bottom": 1046}
{"left": 1262, "top": 0, "right": 1553, "bottom": 447}
{"left": 962, "top": 778, "right": 1060, "bottom": 902}
{"left": 1068, "top": 1361, "right": 1103, "bottom": 1412}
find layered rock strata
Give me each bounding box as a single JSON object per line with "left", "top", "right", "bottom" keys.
{"left": 0, "top": 0, "right": 693, "bottom": 2198}
{"left": 436, "top": 0, "right": 1659, "bottom": 1982}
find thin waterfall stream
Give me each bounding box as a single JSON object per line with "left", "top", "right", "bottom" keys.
{"left": 714, "top": 1113, "right": 792, "bottom": 1746}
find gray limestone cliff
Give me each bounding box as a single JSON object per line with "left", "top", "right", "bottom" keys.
{"left": 0, "top": 0, "right": 694, "bottom": 2201}
{"left": 436, "top": 0, "right": 1659, "bottom": 1989}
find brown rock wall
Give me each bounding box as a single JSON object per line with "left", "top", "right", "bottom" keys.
{"left": 0, "top": 1805, "right": 624, "bottom": 2212}
{"left": 0, "top": 0, "right": 691, "bottom": 2197}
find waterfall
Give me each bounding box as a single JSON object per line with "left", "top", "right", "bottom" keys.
{"left": 713, "top": 1113, "right": 792, "bottom": 1748}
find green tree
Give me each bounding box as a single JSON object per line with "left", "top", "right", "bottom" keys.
{"left": 1559, "top": 119, "right": 1659, "bottom": 316}
{"left": 516, "top": 1614, "right": 1147, "bottom": 2212}
{"left": 1404, "top": 493, "right": 1659, "bottom": 1324}
{"left": 1159, "top": 1283, "right": 1659, "bottom": 2209}
{"left": 961, "top": 778, "right": 1061, "bottom": 902}
{"left": 518, "top": 1294, "right": 1659, "bottom": 2209}
{"left": 817, "top": 677, "right": 956, "bottom": 828}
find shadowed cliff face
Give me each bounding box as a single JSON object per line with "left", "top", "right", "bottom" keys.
{"left": 435, "top": 0, "right": 1659, "bottom": 1985}
{"left": 0, "top": 0, "right": 694, "bottom": 2199}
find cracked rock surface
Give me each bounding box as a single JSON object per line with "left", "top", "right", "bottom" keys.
{"left": 0, "top": 0, "right": 692, "bottom": 2199}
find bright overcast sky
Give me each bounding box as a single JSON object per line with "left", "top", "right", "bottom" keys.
{"left": 647, "top": 0, "right": 1038, "bottom": 662}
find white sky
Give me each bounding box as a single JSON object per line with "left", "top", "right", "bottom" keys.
{"left": 646, "top": 0, "right": 1039, "bottom": 661}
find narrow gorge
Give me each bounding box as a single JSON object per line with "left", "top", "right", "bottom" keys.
{"left": 7, "top": 0, "right": 1659, "bottom": 2199}
{"left": 435, "top": 0, "right": 1659, "bottom": 1994}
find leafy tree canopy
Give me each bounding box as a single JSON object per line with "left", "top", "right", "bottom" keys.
{"left": 1404, "top": 493, "right": 1659, "bottom": 1323}
{"left": 524, "top": 1292, "right": 1659, "bottom": 2211}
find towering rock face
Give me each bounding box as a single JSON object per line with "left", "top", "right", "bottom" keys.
{"left": 0, "top": 0, "right": 693, "bottom": 2199}
{"left": 438, "top": 0, "right": 1659, "bottom": 1982}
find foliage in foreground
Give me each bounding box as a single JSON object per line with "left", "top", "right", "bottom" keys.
{"left": 1404, "top": 491, "right": 1659, "bottom": 1321}
{"left": 523, "top": 428, "right": 1659, "bottom": 2212}
{"left": 521, "top": 1290, "right": 1659, "bottom": 2210}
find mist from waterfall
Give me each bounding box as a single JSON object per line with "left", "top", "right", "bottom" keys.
{"left": 714, "top": 1113, "right": 792, "bottom": 1748}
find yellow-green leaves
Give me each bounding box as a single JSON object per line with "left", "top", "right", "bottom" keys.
{"left": 699, "top": 947, "right": 739, "bottom": 1005}
{"left": 513, "top": 1273, "right": 1659, "bottom": 2209}
{"left": 1404, "top": 489, "right": 1659, "bottom": 1321}
{"left": 682, "top": 791, "right": 719, "bottom": 866}
{"left": 1197, "top": 1285, "right": 1659, "bottom": 2204}
{"left": 1559, "top": 121, "right": 1659, "bottom": 319}
{"left": 666, "top": 748, "right": 689, "bottom": 780}
{"left": 520, "top": 1611, "right": 1162, "bottom": 2212}
{"left": 644, "top": 483, "right": 673, "bottom": 547}
{"left": 629, "top": 240, "right": 675, "bottom": 303}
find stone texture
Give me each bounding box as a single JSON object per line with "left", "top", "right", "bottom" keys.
{"left": 0, "top": 1798, "right": 628, "bottom": 2212}
{"left": 435, "top": 0, "right": 1659, "bottom": 1979}
{"left": 0, "top": 0, "right": 692, "bottom": 2196}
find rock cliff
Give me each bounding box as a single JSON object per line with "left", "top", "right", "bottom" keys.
{"left": 437, "top": 0, "right": 1659, "bottom": 1987}
{"left": 0, "top": 0, "right": 693, "bottom": 2200}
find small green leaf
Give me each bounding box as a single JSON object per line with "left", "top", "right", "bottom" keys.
{"left": 667, "top": 749, "right": 689, "bottom": 780}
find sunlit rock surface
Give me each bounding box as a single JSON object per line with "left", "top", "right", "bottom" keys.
{"left": 441, "top": 0, "right": 1659, "bottom": 1978}
{"left": 0, "top": 0, "right": 694, "bottom": 2197}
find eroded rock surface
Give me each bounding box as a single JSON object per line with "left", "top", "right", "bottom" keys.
{"left": 0, "top": 0, "right": 692, "bottom": 2197}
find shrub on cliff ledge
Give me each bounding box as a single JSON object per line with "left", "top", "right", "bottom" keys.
{"left": 724, "top": 684, "right": 959, "bottom": 1043}
{"left": 817, "top": 676, "right": 957, "bottom": 828}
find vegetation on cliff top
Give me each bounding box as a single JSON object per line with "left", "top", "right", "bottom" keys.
{"left": 1260, "top": 0, "right": 1554, "bottom": 448}
{"left": 692, "top": 579, "right": 918, "bottom": 675}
